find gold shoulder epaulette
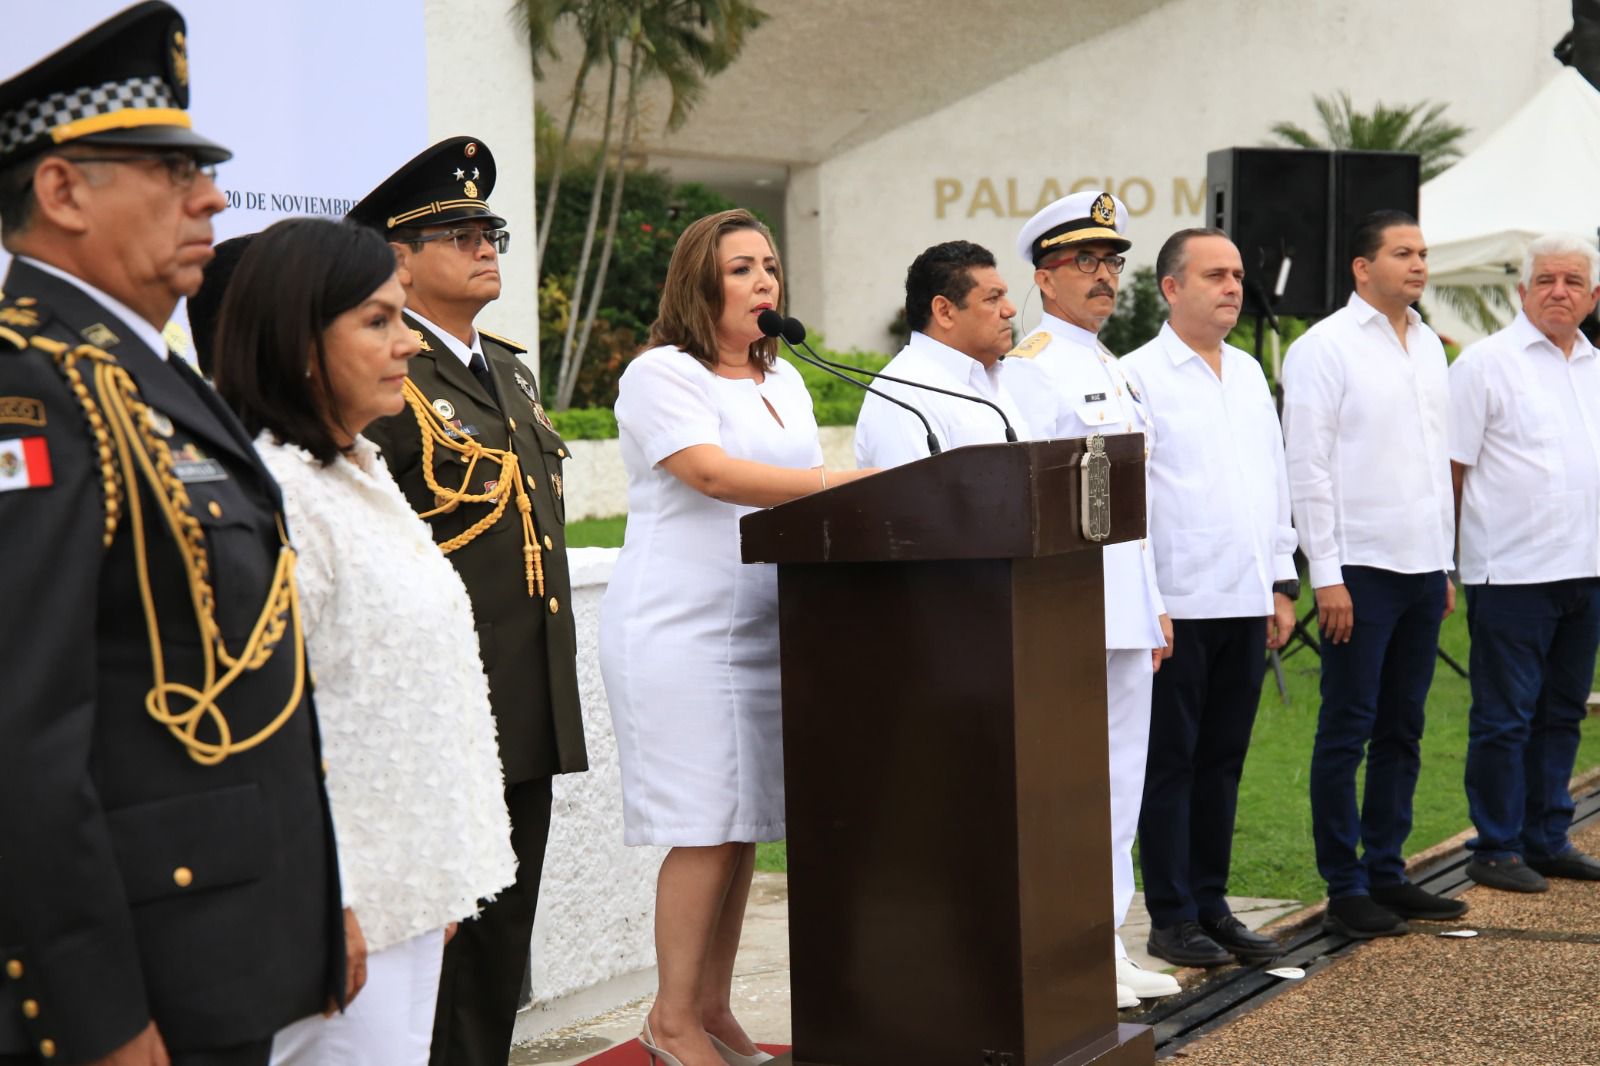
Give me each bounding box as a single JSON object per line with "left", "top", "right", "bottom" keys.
{"left": 1005, "top": 331, "right": 1051, "bottom": 360}
{"left": 0, "top": 325, "right": 24, "bottom": 351}
{"left": 477, "top": 328, "right": 526, "bottom": 354}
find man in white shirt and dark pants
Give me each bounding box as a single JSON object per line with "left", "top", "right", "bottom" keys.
{"left": 1010, "top": 192, "right": 1178, "bottom": 1007}
{"left": 1282, "top": 210, "right": 1467, "bottom": 939}
{"left": 855, "top": 240, "right": 1033, "bottom": 466}
{"left": 1451, "top": 233, "right": 1600, "bottom": 893}
{"left": 1121, "top": 230, "right": 1297, "bottom": 968}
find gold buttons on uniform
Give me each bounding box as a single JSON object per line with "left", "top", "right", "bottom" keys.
{"left": 38, "top": 1039, "right": 55, "bottom": 1058}
{"left": 173, "top": 866, "right": 194, "bottom": 888}
{"left": 526, "top": 474, "right": 537, "bottom": 492}
{"left": 543, "top": 535, "right": 553, "bottom": 550}
{"left": 5, "top": 959, "right": 20, "bottom": 979}
{"left": 21, "top": 999, "right": 38, "bottom": 1019}
{"left": 508, "top": 418, "right": 517, "bottom": 431}
{"left": 207, "top": 500, "right": 222, "bottom": 519}
{"left": 557, "top": 448, "right": 566, "bottom": 458}
{"left": 548, "top": 597, "right": 560, "bottom": 614}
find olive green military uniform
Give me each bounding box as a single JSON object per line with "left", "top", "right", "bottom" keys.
{"left": 349, "top": 135, "right": 588, "bottom": 1063}
{"left": 364, "top": 314, "right": 587, "bottom": 783}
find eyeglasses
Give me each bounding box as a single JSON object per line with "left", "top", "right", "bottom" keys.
{"left": 59, "top": 151, "right": 217, "bottom": 189}
{"left": 411, "top": 228, "right": 510, "bottom": 255}
{"left": 1048, "top": 251, "right": 1127, "bottom": 275}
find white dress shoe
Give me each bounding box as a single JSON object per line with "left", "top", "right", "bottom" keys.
{"left": 1116, "top": 957, "right": 1181, "bottom": 998}
{"left": 1116, "top": 982, "right": 1139, "bottom": 1009}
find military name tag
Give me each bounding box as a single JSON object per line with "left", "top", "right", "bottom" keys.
{"left": 1081, "top": 433, "right": 1112, "bottom": 542}
{"left": 174, "top": 458, "right": 227, "bottom": 484}
{"left": 173, "top": 442, "right": 228, "bottom": 484}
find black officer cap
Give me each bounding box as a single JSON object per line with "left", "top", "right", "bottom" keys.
{"left": 347, "top": 136, "right": 506, "bottom": 236}
{"left": 0, "top": 2, "right": 231, "bottom": 170}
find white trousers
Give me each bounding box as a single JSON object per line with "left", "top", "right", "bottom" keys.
{"left": 271, "top": 927, "right": 445, "bottom": 1066}
{"left": 1106, "top": 648, "right": 1154, "bottom": 960}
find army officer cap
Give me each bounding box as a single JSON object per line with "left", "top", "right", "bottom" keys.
{"left": 0, "top": 1, "right": 231, "bottom": 171}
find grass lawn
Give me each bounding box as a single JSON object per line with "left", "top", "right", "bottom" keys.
{"left": 568, "top": 512, "right": 1600, "bottom": 903}
{"left": 566, "top": 514, "right": 627, "bottom": 548}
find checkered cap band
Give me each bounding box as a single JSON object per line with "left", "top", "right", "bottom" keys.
{"left": 0, "top": 75, "right": 177, "bottom": 156}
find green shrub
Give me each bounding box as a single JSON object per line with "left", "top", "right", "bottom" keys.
{"left": 548, "top": 407, "right": 618, "bottom": 440}
{"left": 783, "top": 342, "right": 892, "bottom": 427}
{"left": 1098, "top": 266, "right": 1169, "bottom": 356}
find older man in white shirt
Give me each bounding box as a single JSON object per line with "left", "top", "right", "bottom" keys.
{"left": 1121, "top": 229, "right": 1297, "bottom": 970}
{"left": 1451, "top": 233, "right": 1600, "bottom": 894}
{"left": 1009, "top": 191, "right": 1177, "bottom": 1008}
{"left": 1282, "top": 209, "right": 1466, "bottom": 940}
{"left": 855, "top": 240, "right": 1034, "bottom": 467}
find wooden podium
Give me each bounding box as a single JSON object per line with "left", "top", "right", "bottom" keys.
{"left": 740, "top": 437, "right": 1154, "bottom": 1066}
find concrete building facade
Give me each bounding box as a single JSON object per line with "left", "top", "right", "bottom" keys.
{"left": 541, "top": 0, "right": 1574, "bottom": 353}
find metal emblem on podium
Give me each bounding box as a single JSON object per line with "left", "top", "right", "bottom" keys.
{"left": 1081, "top": 433, "right": 1111, "bottom": 542}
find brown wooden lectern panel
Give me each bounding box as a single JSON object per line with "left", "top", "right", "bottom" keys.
{"left": 741, "top": 437, "right": 1154, "bottom": 1066}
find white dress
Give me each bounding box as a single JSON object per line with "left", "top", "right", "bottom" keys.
{"left": 257, "top": 435, "right": 517, "bottom": 949}
{"left": 600, "top": 346, "right": 824, "bottom": 846}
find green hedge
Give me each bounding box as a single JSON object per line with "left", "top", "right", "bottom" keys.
{"left": 548, "top": 341, "right": 893, "bottom": 439}
{"left": 548, "top": 407, "right": 618, "bottom": 440}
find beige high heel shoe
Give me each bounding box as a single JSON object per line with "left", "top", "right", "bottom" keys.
{"left": 707, "top": 1033, "right": 775, "bottom": 1065}
{"left": 639, "top": 1019, "right": 686, "bottom": 1066}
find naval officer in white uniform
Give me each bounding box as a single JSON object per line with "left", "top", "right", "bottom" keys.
{"left": 1008, "top": 191, "right": 1176, "bottom": 1007}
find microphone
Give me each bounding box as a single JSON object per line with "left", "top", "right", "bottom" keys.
{"left": 757, "top": 309, "right": 941, "bottom": 456}
{"left": 780, "top": 315, "right": 1017, "bottom": 443}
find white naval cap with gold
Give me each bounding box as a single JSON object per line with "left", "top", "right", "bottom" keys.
{"left": 1016, "top": 190, "right": 1132, "bottom": 266}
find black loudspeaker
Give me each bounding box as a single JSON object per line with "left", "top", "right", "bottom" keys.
{"left": 1330, "top": 150, "right": 1422, "bottom": 308}
{"left": 1207, "top": 148, "right": 1334, "bottom": 318}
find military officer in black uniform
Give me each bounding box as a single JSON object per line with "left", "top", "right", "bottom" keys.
{"left": 0, "top": 4, "right": 345, "bottom": 1065}
{"left": 349, "top": 138, "right": 587, "bottom": 1066}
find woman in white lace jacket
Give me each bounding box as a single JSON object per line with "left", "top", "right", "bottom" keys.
{"left": 213, "top": 218, "right": 516, "bottom": 1065}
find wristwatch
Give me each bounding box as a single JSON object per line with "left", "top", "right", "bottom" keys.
{"left": 1272, "top": 579, "right": 1302, "bottom": 601}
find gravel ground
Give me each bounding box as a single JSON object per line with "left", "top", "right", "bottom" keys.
{"left": 1171, "top": 820, "right": 1600, "bottom": 1066}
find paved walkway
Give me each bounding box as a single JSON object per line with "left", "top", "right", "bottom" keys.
{"left": 1173, "top": 816, "right": 1600, "bottom": 1066}
{"left": 508, "top": 878, "right": 1299, "bottom": 1065}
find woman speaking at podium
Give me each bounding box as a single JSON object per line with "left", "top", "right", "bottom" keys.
{"left": 600, "top": 208, "right": 872, "bottom": 1066}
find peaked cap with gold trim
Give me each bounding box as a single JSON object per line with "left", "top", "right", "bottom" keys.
{"left": 347, "top": 136, "right": 505, "bottom": 235}
{"left": 0, "top": 1, "right": 231, "bottom": 168}
{"left": 1017, "top": 189, "right": 1131, "bottom": 266}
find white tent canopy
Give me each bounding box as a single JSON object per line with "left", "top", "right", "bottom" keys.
{"left": 1422, "top": 67, "right": 1600, "bottom": 287}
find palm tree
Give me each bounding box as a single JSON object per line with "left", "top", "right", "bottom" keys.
{"left": 514, "top": 0, "right": 628, "bottom": 276}
{"left": 1269, "top": 92, "right": 1508, "bottom": 333}
{"left": 1269, "top": 91, "right": 1468, "bottom": 181}
{"left": 536, "top": 0, "right": 769, "bottom": 409}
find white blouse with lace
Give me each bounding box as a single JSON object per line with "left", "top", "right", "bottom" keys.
{"left": 257, "top": 433, "right": 517, "bottom": 953}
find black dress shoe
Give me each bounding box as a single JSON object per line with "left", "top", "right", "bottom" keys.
{"left": 1324, "top": 895, "right": 1409, "bottom": 939}
{"left": 1527, "top": 848, "right": 1600, "bottom": 881}
{"left": 1465, "top": 855, "right": 1549, "bottom": 893}
{"left": 1147, "top": 921, "right": 1233, "bottom": 968}
{"left": 1370, "top": 881, "right": 1469, "bottom": 920}
{"left": 1200, "top": 914, "right": 1283, "bottom": 962}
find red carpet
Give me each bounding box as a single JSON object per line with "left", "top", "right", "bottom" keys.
{"left": 576, "top": 1042, "right": 790, "bottom": 1064}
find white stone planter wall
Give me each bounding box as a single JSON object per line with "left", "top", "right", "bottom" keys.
{"left": 564, "top": 425, "right": 858, "bottom": 521}
{"left": 519, "top": 548, "right": 663, "bottom": 1036}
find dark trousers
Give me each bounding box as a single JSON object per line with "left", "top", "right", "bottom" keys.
{"left": 1138, "top": 616, "right": 1268, "bottom": 927}
{"left": 1464, "top": 579, "right": 1600, "bottom": 862}
{"left": 1310, "top": 566, "right": 1446, "bottom": 898}
{"left": 430, "top": 776, "right": 554, "bottom": 1066}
